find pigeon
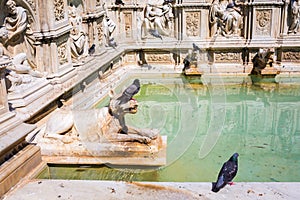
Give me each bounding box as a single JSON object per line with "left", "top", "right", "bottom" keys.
{"left": 108, "top": 38, "right": 117, "bottom": 48}
{"left": 117, "top": 79, "right": 140, "bottom": 104}
{"left": 192, "top": 43, "right": 201, "bottom": 51}
{"left": 115, "top": 0, "right": 125, "bottom": 6}
{"left": 88, "top": 44, "right": 95, "bottom": 55}
{"left": 149, "top": 29, "right": 163, "bottom": 40}
{"left": 212, "top": 152, "right": 239, "bottom": 193}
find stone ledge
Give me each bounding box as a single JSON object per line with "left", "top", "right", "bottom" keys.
{"left": 0, "top": 145, "right": 42, "bottom": 197}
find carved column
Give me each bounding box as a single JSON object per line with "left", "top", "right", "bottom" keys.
{"left": 35, "top": 0, "right": 73, "bottom": 81}
{"left": 0, "top": 58, "right": 10, "bottom": 117}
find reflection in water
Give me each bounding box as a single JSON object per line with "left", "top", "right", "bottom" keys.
{"left": 38, "top": 76, "right": 300, "bottom": 182}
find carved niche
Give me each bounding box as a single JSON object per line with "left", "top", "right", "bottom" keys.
{"left": 186, "top": 11, "right": 200, "bottom": 37}
{"left": 255, "top": 9, "right": 272, "bottom": 36}
{"left": 54, "top": 0, "right": 65, "bottom": 21}
{"left": 25, "top": 0, "right": 36, "bottom": 13}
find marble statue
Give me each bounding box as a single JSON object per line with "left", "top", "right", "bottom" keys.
{"left": 0, "top": 0, "right": 36, "bottom": 66}
{"left": 31, "top": 88, "right": 159, "bottom": 144}
{"left": 142, "top": 0, "right": 174, "bottom": 39}
{"left": 288, "top": 0, "right": 300, "bottom": 34}
{"left": 209, "top": 0, "right": 243, "bottom": 37}
{"left": 0, "top": 0, "right": 44, "bottom": 92}
{"left": 5, "top": 52, "right": 44, "bottom": 92}
{"left": 68, "top": 5, "right": 89, "bottom": 59}
{"left": 103, "top": 3, "right": 117, "bottom": 48}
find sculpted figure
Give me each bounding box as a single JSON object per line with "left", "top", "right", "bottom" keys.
{"left": 0, "top": 0, "right": 35, "bottom": 65}
{"left": 31, "top": 80, "right": 159, "bottom": 144}
{"left": 5, "top": 52, "right": 44, "bottom": 92}
{"left": 288, "top": 0, "right": 300, "bottom": 34}
{"left": 102, "top": 3, "right": 117, "bottom": 48}
{"left": 142, "top": 0, "right": 174, "bottom": 38}
{"left": 251, "top": 48, "right": 275, "bottom": 75}
{"left": 68, "top": 5, "right": 89, "bottom": 59}
{"left": 209, "top": 0, "right": 243, "bottom": 37}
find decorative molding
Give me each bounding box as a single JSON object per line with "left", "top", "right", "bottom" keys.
{"left": 186, "top": 11, "right": 200, "bottom": 37}
{"left": 215, "top": 52, "right": 241, "bottom": 63}
{"left": 54, "top": 0, "right": 65, "bottom": 22}
{"left": 255, "top": 9, "right": 272, "bottom": 36}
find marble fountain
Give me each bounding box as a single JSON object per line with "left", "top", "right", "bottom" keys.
{"left": 0, "top": 0, "right": 300, "bottom": 199}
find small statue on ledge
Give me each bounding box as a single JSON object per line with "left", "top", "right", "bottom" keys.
{"left": 251, "top": 48, "right": 280, "bottom": 76}
{"left": 182, "top": 43, "right": 202, "bottom": 76}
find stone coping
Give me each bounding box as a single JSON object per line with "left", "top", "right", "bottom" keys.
{"left": 2, "top": 179, "right": 299, "bottom": 200}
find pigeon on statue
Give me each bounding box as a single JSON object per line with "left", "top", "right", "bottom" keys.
{"left": 149, "top": 29, "right": 163, "bottom": 40}
{"left": 115, "top": 0, "right": 125, "bottom": 6}
{"left": 118, "top": 79, "right": 140, "bottom": 104}
{"left": 192, "top": 43, "right": 201, "bottom": 51}
{"left": 88, "top": 44, "right": 95, "bottom": 55}
{"left": 212, "top": 153, "right": 239, "bottom": 193}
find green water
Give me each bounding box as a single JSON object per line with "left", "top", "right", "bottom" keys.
{"left": 37, "top": 75, "right": 300, "bottom": 182}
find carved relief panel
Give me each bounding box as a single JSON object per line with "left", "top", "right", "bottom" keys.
{"left": 186, "top": 11, "right": 200, "bottom": 37}
{"left": 54, "top": 0, "right": 65, "bottom": 21}
{"left": 255, "top": 9, "right": 272, "bottom": 36}
{"left": 214, "top": 52, "right": 241, "bottom": 63}
{"left": 57, "top": 42, "right": 68, "bottom": 65}
{"left": 282, "top": 51, "right": 300, "bottom": 62}
{"left": 124, "top": 12, "right": 132, "bottom": 38}
{"left": 96, "top": 20, "right": 104, "bottom": 46}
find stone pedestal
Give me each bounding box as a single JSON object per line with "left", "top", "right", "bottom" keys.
{"left": 261, "top": 67, "right": 280, "bottom": 77}
{"left": 38, "top": 136, "right": 167, "bottom": 166}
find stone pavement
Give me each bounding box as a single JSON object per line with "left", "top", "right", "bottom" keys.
{"left": 2, "top": 180, "right": 299, "bottom": 200}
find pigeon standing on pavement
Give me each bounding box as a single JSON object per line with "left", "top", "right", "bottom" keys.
{"left": 117, "top": 79, "right": 140, "bottom": 104}
{"left": 212, "top": 153, "right": 239, "bottom": 193}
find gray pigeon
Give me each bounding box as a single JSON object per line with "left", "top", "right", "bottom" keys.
{"left": 117, "top": 79, "right": 140, "bottom": 104}
{"left": 212, "top": 153, "right": 239, "bottom": 193}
